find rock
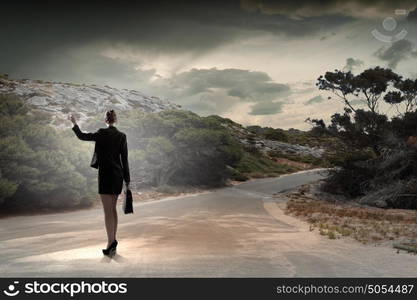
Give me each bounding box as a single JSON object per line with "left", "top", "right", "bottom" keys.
{"left": 243, "top": 137, "right": 325, "bottom": 158}
{"left": 0, "top": 77, "right": 181, "bottom": 128}
{"left": 221, "top": 120, "right": 326, "bottom": 158}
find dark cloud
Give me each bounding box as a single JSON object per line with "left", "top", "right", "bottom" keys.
{"left": 157, "top": 68, "right": 290, "bottom": 102}
{"left": 5, "top": 46, "right": 155, "bottom": 90}
{"left": 374, "top": 39, "right": 417, "bottom": 69}
{"left": 148, "top": 67, "right": 290, "bottom": 115}
{"left": 304, "top": 95, "right": 325, "bottom": 105}
{"left": 249, "top": 101, "right": 284, "bottom": 115}
{"left": 241, "top": 0, "right": 417, "bottom": 19}
{"left": 0, "top": 1, "right": 244, "bottom": 74}
{"left": 0, "top": 0, "right": 355, "bottom": 77}
{"left": 343, "top": 57, "right": 364, "bottom": 72}
{"left": 407, "top": 7, "right": 417, "bottom": 22}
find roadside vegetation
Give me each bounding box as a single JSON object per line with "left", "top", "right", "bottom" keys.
{"left": 283, "top": 183, "right": 416, "bottom": 251}
{"left": 281, "top": 66, "right": 417, "bottom": 251}
{"left": 0, "top": 94, "right": 96, "bottom": 213}
{"left": 234, "top": 151, "right": 299, "bottom": 179}
{"left": 246, "top": 124, "right": 347, "bottom": 169}
{"left": 0, "top": 94, "right": 305, "bottom": 214}
{"left": 308, "top": 66, "right": 417, "bottom": 210}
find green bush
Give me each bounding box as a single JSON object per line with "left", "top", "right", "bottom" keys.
{"left": 235, "top": 152, "right": 298, "bottom": 177}
{"left": 105, "top": 109, "right": 244, "bottom": 187}
{"left": 268, "top": 149, "right": 329, "bottom": 167}
{"left": 313, "top": 67, "right": 417, "bottom": 209}
{"left": 226, "top": 166, "right": 249, "bottom": 181}
{"left": 247, "top": 125, "right": 288, "bottom": 142}
{"left": 0, "top": 94, "right": 95, "bottom": 212}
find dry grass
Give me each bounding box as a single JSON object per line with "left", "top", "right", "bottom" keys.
{"left": 283, "top": 187, "right": 417, "bottom": 246}
{"left": 271, "top": 157, "right": 313, "bottom": 170}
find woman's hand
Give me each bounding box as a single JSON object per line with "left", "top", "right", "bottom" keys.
{"left": 68, "top": 113, "right": 77, "bottom": 126}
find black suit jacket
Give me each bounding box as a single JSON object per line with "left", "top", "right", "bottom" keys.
{"left": 72, "top": 124, "right": 130, "bottom": 183}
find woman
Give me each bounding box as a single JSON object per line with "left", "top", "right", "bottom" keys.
{"left": 68, "top": 110, "right": 130, "bottom": 257}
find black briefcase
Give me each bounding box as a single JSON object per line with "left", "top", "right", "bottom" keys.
{"left": 90, "top": 144, "right": 98, "bottom": 169}
{"left": 123, "top": 188, "right": 134, "bottom": 214}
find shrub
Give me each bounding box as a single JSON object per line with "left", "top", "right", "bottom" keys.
{"left": 110, "top": 109, "right": 244, "bottom": 187}
{"left": 246, "top": 125, "right": 288, "bottom": 142}
{"left": 0, "top": 95, "right": 95, "bottom": 212}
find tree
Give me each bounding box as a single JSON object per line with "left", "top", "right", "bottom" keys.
{"left": 317, "top": 67, "right": 401, "bottom": 114}
{"left": 246, "top": 125, "right": 288, "bottom": 142}
{"left": 263, "top": 127, "right": 288, "bottom": 142}
{"left": 305, "top": 118, "right": 327, "bottom": 136}
{"left": 384, "top": 78, "right": 417, "bottom": 114}
{"left": 317, "top": 69, "right": 357, "bottom": 112}
{"left": 316, "top": 67, "right": 401, "bottom": 154}
{"left": 0, "top": 95, "right": 95, "bottom": 212}
{"left": 114, "top": 109, "right": 244, "bottom": 187}
{"left": 143, "top": 136, "right": 177, "bottom": 186}
{"left": 314, "top": 67, "right": 417, "bottom": 208}
{"left": 353, "top": 67, "right": 401, "bottom": 114}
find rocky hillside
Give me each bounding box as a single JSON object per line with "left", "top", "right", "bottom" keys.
{"left": 0, "top": 75, "right": 325, "bottom": 159}
{"left": 0, "top": 75, "right": 180, "bottom": 128}
{"left": 220, "top": 118, "right": 325, "bottom": 158}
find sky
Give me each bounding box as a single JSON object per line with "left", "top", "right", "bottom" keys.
{"left": 1, "top": 0, "right": 417, "bottom": 130}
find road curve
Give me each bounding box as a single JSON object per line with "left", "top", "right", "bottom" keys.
{"left": 1, "top": 169, "right": 416, "bottom": 277}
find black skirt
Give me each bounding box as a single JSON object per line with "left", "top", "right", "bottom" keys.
{"left": 98, "top": 166, "right": 123, "bottom": 195}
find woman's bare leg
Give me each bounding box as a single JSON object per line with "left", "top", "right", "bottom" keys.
{"left": 112, "top": 194, "right": 118, "bottom": 241}
{"left": 100, "top": 194, "right": 115, "bottom": 248}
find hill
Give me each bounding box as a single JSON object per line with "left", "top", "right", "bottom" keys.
{"left": 0, "top": 74, "right": 180, "bottom": 128}
{"left": 0, "top": 75, "right": 334, "bottom": 213}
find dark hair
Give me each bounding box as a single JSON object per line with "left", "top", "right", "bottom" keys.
{"left": 105, "top": 109, "right": 117, "bottom": 123}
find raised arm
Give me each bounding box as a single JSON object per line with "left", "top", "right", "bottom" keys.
{"left": 120, "top": 134, "right": 130, "bottom": 184}
{"left": 72, "top": 124, "right": 100, "bottom": 141}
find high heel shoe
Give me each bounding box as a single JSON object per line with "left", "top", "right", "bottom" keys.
{"left": 102, "top": 240, "right": 118, "bottom": 257}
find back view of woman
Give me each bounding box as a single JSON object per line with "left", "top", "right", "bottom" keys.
{"left": 68, "top": 110, "right": 130, "bottom": 257}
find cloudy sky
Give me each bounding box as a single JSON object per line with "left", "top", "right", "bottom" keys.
{"left": 2, "top": 0, "right": 417, "bottom": 129}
